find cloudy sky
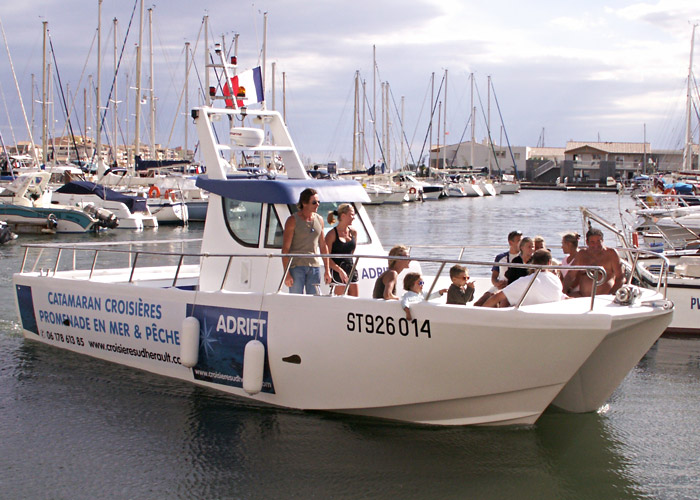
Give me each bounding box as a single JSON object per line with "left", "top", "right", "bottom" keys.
{"left": 1, "top": 0, "right": 699, "bottom": 167}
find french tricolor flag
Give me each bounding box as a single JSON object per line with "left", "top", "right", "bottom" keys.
{"left": 224, "top": 66, "right": 264, "bottom": 108}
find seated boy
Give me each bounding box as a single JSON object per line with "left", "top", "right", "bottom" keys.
{"left": 446, "top": 264, "right": 475, "bottom": 305}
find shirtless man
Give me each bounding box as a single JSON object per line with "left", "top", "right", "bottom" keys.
{"left": 565, "top": 228, "right": 623, "bottom": 296}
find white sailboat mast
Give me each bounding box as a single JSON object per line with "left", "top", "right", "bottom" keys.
{"left": 184, "top": 41, "right": 189, "bottom": 157}
{"left": 148, "top": 8, "right": 156, "bottom": 159}
{"left": 430, "top": 72, "right": 434, "bottom": 168}
{"left": 133, "top": 0, "right": 144, "bottom": 170}
{"left": 42, "top": 21, "right": 48, "bottom": 166}
{"left": 683, "top": 23, "right": 697, "bottom": 171}
{"left": 262, "top": 12, "right": 267, "bottom": 110}
{"left": 96, "top": 0, "right": 103, "bottom": 169}
{"left": 443, "top": 68, "right": 447, "bottom": 169}
{"left": 113, "top": 17, "right": 118, "bottom": 166}
{"left": 204, "top": 16, "right": 209, "bottom": 107}
{"left": 400, "top": 95, "right": 405, "bottom": 169}
{"left": 352, "top": 70, "right": 358, "bottom": 171}
{"left": 385, "top": 82, "right": 390, "bottom": 170}
{"left": 470, "top": 72, "right": 474, "bottom": 168}
{"left": 372, "top": 45, "right": 376, "bottom": 164}
{"left": 488, "top": 75, "right": 492, "bottom": 174}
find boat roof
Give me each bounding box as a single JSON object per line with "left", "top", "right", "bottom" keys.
{"left": 55, "top": 181, "right": 147, "bottom": 213}
{"left": 195, "top": 176, "right": 371, "bottom": 204}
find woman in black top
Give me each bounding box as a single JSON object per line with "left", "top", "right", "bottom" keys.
{"left": 325, "top": 204, "right": 359, "bottom": 296}
{"left": 505, "top": 236, "right": 535, "bottom": 284}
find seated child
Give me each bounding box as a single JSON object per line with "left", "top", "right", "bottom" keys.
{"left": 446, "top": 264, "right": 475, "bottom": 305}
{"left": 400, "top": 272, "right": 447, "bottom": 320}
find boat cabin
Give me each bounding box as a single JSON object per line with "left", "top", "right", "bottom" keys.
{"left": 195, "top": 175, "right": 397, "bottom": 295}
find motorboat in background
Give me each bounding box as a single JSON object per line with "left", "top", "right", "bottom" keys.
{"left": 146, "top": 194, "right": 189, "bottom": 225}
{"left": 52, "top": 181, "right": 158, "bottom": 230}
{"left": 0, "top": 172, "right": 118, "bottom": 233}
{"left": 391, "top": 172, "right": 444, "bottom": 201}
{"left": 495, "top": 174, "right": 520, "bottom": 194}
{"left": 361, "top": 182, "right": 406, "bottom": 205}
{"left": 445, "top": 174, "right": 483, "bottom": 197}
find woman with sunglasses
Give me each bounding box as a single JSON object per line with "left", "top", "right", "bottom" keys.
{"left": 325, "top": 203, "right": 359, "bottom": 296}
{"left": 400, "top": 272, "right": 447, "bottom": 320}
{"left": 282, "top": 188, "right": 332, "bottom": 294}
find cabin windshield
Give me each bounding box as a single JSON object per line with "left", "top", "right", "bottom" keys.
{"left": 223, "top": 198, "right": 262, "bottom": 247}
{"left": 265, "top": 204, "right": 284, "bottom": 248}
{"left": 289, "top": 202, "right": 371, "bottom": 245}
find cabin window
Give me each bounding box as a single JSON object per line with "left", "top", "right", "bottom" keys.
{"left": 223, "top": 198, "right": 262, "bottom": 247}
{"left": 289, "top": 202, "right": 371, "bottom": 245}
{"left": 264, "top": 205, "right": 284, "bottom": 248}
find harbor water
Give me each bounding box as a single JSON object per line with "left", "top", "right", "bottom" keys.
{"left": 1, "top": 190, "right": 699, "bottom": 499}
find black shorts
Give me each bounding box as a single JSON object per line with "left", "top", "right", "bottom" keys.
{"left": 331, "top": 259, "right": 359, "bottom": 284}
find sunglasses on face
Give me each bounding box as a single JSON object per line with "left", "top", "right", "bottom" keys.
{"left": 310, "top": 200, "right": 320, "bottom": 205}
{"left": 418, "top": 280, "right": 425, "bottom": 286}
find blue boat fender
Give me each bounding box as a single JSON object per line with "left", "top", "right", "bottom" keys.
{"left": 243, "top": 340, "right": 265, "bottom": 395}
{"left": 180, "top": 317, "right": 200, "bottom": 368}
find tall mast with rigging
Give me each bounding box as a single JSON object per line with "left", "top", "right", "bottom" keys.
{"left": 683, "top": 23, "right": 697, "bottom": 171}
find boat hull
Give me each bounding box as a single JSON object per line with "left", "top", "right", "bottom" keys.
{"left": 13, "top": 270, "right": 641, "bottom": 427}
{"left": 0, "top": 205, "right": 98, "bottom": 233}
{"left": 551, "top": 294, "right": 673, "bottom": 412}
{"left": 640, "top": 274, "right": 700, "bottom": 334}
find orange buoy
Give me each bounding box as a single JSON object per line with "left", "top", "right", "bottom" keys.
{"left": 148, "top": 185, "right": 161, "bottom": 198}
{"left": 632, "top": 232, "right": 639, "bottom": 248}
{"left": 163, "top": 189, "right": 176, "bottom": 201}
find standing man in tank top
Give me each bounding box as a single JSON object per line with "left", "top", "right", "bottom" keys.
{"left": 282, "top": 188, "right": 332, "bottom": 294}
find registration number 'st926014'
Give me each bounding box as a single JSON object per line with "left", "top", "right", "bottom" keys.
{"left": 346, "top": 313, "right": 431, "bottom": 338}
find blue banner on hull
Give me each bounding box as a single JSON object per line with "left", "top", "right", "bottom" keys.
{"left": 185, "top": 304, "right": 274, "bottom": 393}
{"left": 16, "top": 284, "right": 38, "bottom": 335}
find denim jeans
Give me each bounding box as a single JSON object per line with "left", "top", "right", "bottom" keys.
{"left": 289, "top": 266, "right": 322, "bottom": 295}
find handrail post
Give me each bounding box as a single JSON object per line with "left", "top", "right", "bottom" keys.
{"left": 53, "top": 249, "right": 62, "bottom": 276}
{"left": 220, "top": 256, "right": 233, "bottom": 290}
{"left": 173, "top": 254, "right": 185, "bottom": 287}
{"left": 427, "top": 262, "right": 446, "bottom": 297}
{"left": 128, "top": 252, "right": 140, "bottom": 283}
{"left": 278, "top": 257, "right": 293, "bottom": 292}
{"left": 514, "top": 269, "right": 541, "bottom": 309}
{"left": 20, "top": 247, "right": 29, "bottom": 273}
{"left": 342, "top": 256, "right": 360, "bottom": 297}
{"left": 89, "top": 250, "right": 99, "bottom": 280}
{"left": 590, "top": 269, "right": 600, "bottom": 311}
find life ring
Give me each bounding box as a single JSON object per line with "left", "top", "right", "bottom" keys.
{"left": 148, "top": 185, "right": 161, "bottom": 198}
{"left": 632, "top": 232, "right": 639, "bottom": 248}
{"left": 163, "top": 189, "right": 176, "bottom": 201}
{"left": 408, "top": 187, "right": 417, "bottom": 195}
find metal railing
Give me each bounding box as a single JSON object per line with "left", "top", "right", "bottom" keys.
{"left": 581, "top": 207, "right": 671, "bottom": 297}
{"left": 16, "top": 239, "right": 626, "bottom": 311}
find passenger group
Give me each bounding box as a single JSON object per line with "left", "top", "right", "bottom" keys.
{"left": 281, "top": 190, "right": 623, "bottom": 314}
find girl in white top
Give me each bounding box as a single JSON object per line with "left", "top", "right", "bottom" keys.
{"left": 400, "top": 272, "right": 447, "bottom": 320}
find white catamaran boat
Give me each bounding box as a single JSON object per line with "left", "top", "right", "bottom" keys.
{"left": 13, "top": 62, "right": 674, "bottom": 425}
